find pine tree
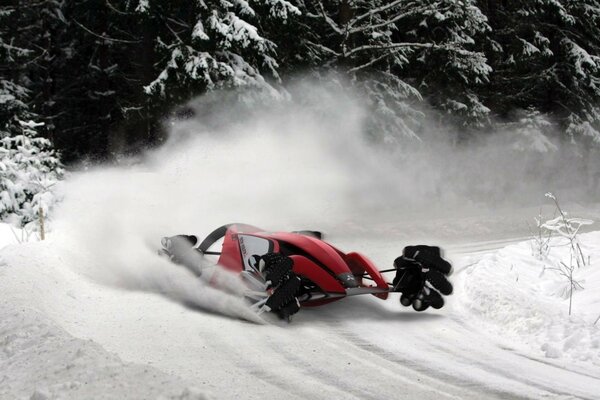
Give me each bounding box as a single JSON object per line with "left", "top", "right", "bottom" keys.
{"left": 0, "top": 3, "right": 63, "bottom": 227}
{"left": 141, "top": 0, "right": 300, "bottom": 104}
{"left": 275, "top": 0, "right": 491, "bottom": 140}
{"left": 0, "top": 4, "right": 31, "bottom": 139}
{"left": 401, "top": 0, "right": 492, "bottom": 130}
{"left": 24, "top": 0, "right": 300, "bottom": 161}
{"left": 0, "top": 120, "right": 64, "bottom": 227}
{"left": 480, "top": 0, "right": 600, "bottom": 143}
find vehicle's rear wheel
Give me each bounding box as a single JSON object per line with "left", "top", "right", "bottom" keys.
{"left": 277, "top": 298, "right": 301, "bottom": 321}
{"left": 266, "top": 274, "right": 301, "bottom": 313}
{"left": 260, "top": 253, "right": 294, "bottom": 289}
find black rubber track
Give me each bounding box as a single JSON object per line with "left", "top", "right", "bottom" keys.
{"left": 400, "top": 293, "right": 416, "bottom": 307}
{"left": 404, "top": 246, "right": 452, "bottom": 275}
{"left": 426, "top": 270, "right": 453, "bottom": 295}
{"left": 427, "top": 289, "right": 445, "bottom": 309}
{"left": 266, "top": 274, "right": 301, "bottom": 312}
{"left": 261, "top": 253, "right": 294, "bottom": 288}
{"left": 277, "top": 298, "right": 301, "bottom": 320}
{"left": 401, "top": 288, "right": 444, "bottom": 310}
{"left": 412, "top": 298, "right": 430, "bottom": 312}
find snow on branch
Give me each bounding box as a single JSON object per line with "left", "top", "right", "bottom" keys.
{"left": 348, "top": 5, "right": 438, "bottom": 34}
{"left": 316, "top": 1, "right": 343, "bottom": 35}
{"left": 348, "top": 0, "right": 404, "bottom": 28}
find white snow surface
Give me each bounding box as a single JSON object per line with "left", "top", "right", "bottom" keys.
{"left": 457, "top": 232, "right": 600, "bottom": 366}
{"left": 0, "top": 223, "right": 23, "bottom": 248}
{"left": 2, "top": 228, "right": 600, "bottom": 399}
{"left": 0, "top": 240, "right": 210, "bottom": 400}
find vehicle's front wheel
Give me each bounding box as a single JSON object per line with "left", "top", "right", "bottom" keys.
{"left": 259, "top": 253, "right": 301, "bottom": 319}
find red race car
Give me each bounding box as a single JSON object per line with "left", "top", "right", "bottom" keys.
{"left": 160, "top": 223, "right": 453, "bottom": 320}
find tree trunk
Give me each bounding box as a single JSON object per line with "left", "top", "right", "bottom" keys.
{"left": 338, "top": 0, "right": 353, "bottom": 25}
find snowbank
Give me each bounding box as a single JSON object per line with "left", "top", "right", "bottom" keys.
{"left": 456, "top": 231, "right": 600, "bottom": 367}
{"left": 0, "top": 222, "right": 32, "bottom": 249}
{"left": 0, "top": 241, "right": 210, "bottom": 400}
{"left": 0, "top": 304, "right": 209, "bottom": 400}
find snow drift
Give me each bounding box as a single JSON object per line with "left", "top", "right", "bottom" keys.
{"left": 456, "top": 231, "right": 600, "bottom": 366}
{"left": 0, "top": 239, "right": 210, "bottom": 400}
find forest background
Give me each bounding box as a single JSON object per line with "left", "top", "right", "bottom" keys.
{"left": 2, "top": 0, "right": 600, "bottom": 225}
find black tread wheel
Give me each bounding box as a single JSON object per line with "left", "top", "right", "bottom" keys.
{"left": 266, "top": 274, "right": 301, "bottom": 312}
{"left": 426, "top": 270, "right": 453, "bottom": 295}
{"left": 277, "top": 298, "right": 301, "bottom": 320}
{"left": 400, "top": 293, "right": 416, "bottom": 307}
{"left": 412, "top": 247, "right": 452, "bottom": 274}
{"left": 412, "top": 298, "right": 429, "bottom": 312}
{"left": 427, "top": 289, "right": 444, "bottom": 309}
{"left": 261, "top": 253, "right": 294, "bottom": 288}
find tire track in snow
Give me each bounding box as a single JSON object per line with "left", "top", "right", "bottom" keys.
{"left": 426, "top": 324, "right": 598, "bottom": 400}
{"left": 258, "top": 345, "right": 379, "bottom": 400}
{"left": 234, "top": 360, "right": 321, "bottom": 400}
{"left": 295, "top": 304, "right": 497, "bottom": 400}
{"left": 291, "top": 289, "right": 531, "bottom": 399}
{"left": 203, "top": 325, "right": 359, "bottom": 400}
{"left": 331, "top": 326, "right": 530, "bottom": 400}
{"left": 445, "top": 236, "right": 531, "bottom": 257}
{"left": 439, "top": 314, "right": 600, "bottom": 400}
{"left": 500, "top": 347, "right": 600, "bottom": 381}
{"left": 261, "top": 329, "right": 416, "bottom": 400}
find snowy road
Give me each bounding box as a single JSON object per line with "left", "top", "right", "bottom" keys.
{"left": 3, "top": 232, "right": 599, "bottom": 400}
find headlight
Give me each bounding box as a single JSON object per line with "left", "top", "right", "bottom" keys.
{"left": 337, "top": 272, "right": 358, "bottom": 288}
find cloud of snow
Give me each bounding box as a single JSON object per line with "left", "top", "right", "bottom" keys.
{"left": 51, "top": 80, "right": 599, "bottom": 319}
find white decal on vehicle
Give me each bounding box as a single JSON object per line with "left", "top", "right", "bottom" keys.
{"left": 238, "top": 235, "right": 272, "bottom": 272}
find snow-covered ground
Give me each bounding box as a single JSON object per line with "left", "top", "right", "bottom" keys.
{"left": 0, "top": 223, "right": 35, "bottom": 249}
{"left": 0, "top": 223, "right": 210, "bottom": 400}
{"left": 2, "top": 219, "right": 600, "bottom": 400}
{"left": 457, "top": 232, "right": 600, "bottom": 365}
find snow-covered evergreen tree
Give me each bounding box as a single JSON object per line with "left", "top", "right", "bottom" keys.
{"left": 276, "top": 0, "right": 491, "bottom": 141}
{"left": 480, "top": 0, "right": 600, "bottom": 143}
{"left": 402, "top": 0, "right": 492, "bottom": 129}
{"left": 0, "top": 6, "right": 31, "bottom": 139}
{"left": 140, "top": 0, "right": 300, "bottom": 106}
{"left": 34, "top": 0, "right": 301, "bottom": 159}
{"left": 0, "top": 4, "right": 63, "bottom": 228}
{"left": 0, "top": 121, "right": 64, "bottom": 227}
{"left": 503, "top": 108, "right": 558, "bottom": 153}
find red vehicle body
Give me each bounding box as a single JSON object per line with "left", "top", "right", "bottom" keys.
{"left": 162, "top": 223, "right": 453, "bottom": 316}
{"left": 198, "top": 223, "right": 392, "bottom": 306}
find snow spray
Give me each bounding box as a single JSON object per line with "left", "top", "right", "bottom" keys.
{"left": 51, "top": 80, "right": 599, "bottom": 320}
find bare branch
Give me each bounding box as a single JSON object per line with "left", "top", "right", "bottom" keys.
{"left": 0, "top": 41, "right": 33, "bottom": 55}
{"left": 348, "top": 6, "right": 433, "bottom": 34}
{"left": 348, "top": 49, "right": 402, "bottom": 73}
{"left": 72, "top": 19, "right": 141, "bottom": 44}
{"left": 167, "top": 17, "right": 191, "bottom": 28}
{"left": 105, "top": 0, "right": 130, "bottom": 15}
{"left": 348, "top": 0, "right": 404, "bottom": 28}
{"left": 346, "top": 42, "right": 433, "bottom": 57}
{"left": 166, "top": 23, "right": 184, "bottom": 44}
{"left": 317, "top": 1, "right": 343, "bottom": 35}
{"left": 305, "top": 40, "right": 341, "bottom": 56}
